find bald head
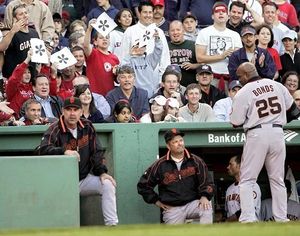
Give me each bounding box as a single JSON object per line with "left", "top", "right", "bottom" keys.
{"left": 72, "top": 75, "right": 90, "bottom": 87}
{"left": 169, "top": 20, "right": 184, "bottom": 44}
{"left": 236, "top": 62, "right": 259, "bottom": 85}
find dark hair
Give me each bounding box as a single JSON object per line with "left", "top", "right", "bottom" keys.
{"left": 182, "top": 14, "right": 197, "bottom": 23}
{"left": 256, "top": 24, "right": 274, "bottom": 48}
{"left": 232, "top": 155, "right": 242, "bottom": 165}
{"left": 12, "top": 4, "right": 26, "bottom": 18}
{"left": 32, "top": 74, "right": 49, "bottom": 87}
{"left": 262, "top": 1, "right": 278, "bottom": 12}
{"left": 161, "top": 70, "right": 180, "bottom": 83}
{"left": 282, "top": 71, "right": 299, "bottom": 88}
{"left": 73, "top": 84, "right": 97, "bottom": 114}
{"left": 138, "top": 1, "right": 154, "bottom": 13}
{"left": 71, "top": 45, "right": 84, "bottom": 53}
{"left": 113, "top": 99, "right": 132, "bottom": 115}
{"left": 185, "top": 83, "right": 201, "bottom": 94}
{"left": 114, "top": 8, "right": 135, "bottom": 28}
{"left": 229, "top": 1, "right": 246, "bottom": 13}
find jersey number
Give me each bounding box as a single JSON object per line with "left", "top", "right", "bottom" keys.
{"left": 255, "top": 96, "right": 282, "bottom": 118}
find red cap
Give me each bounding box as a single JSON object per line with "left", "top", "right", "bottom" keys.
{"left": 151, "top": 0, "right": 164, "bottom": 7}
{"left": 212, "top": 2, "right": 228, "bottom": 14}
{"left": 62, "top": 10, "right": 70, "bottom": 20}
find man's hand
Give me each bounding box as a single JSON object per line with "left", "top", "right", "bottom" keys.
{"left": 155, "top": 200, "right": 171, "bottom": 211}
{"left": 100, "top": 173, "right": 116, "bottom": 187}
{"left": 11, "top": 19, "right": 26, "bottom": 34}
{"left": 222, "top": 48, "right": 234, "bottom": 59}
{"left": 64, "top": 150, "right": 80, "bottom": 162}
{"left": 198, "top": 196, "right": 211, "bottom": 210}
{"left": 88, "top": 19, "right": 97, "bottom": 30}
{"left": 0, "top": 101, "right": 14, "bottom": 114}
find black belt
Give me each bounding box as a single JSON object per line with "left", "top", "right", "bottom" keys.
{"left": 248, "top": 124, "right": 282, "bottom": 131}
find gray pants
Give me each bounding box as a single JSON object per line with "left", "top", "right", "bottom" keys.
{"left": 162, "top": 200, "right": 213, "bottom": 224}
{"left": 79, "top": 174, "right": 118, "bottom": 225}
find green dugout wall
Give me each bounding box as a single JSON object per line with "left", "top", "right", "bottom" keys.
{"left": 0, "top": 121, "right": 300, "bottom": 227}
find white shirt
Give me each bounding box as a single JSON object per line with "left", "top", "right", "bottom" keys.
{"left": 213, "top": 97, "right": 233, "bottom": 122}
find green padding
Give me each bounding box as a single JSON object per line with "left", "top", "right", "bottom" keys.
{"left": 0, "top": 156, "right": 79, "bottom": 229}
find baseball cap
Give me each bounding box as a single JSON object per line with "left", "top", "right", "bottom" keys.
{"left": 164, "top": 128, "right": 185, "bottom": 143}
{"left": 52, "top": 13, "right": 62, "bottom": 21}
{"left": 282, "top": 30, "right": 298, "bottom": 41}
{"left": 151, "top": 0, "right": 164, "bottom": 6}
{"left": 212, "top": 2, "right": 228, "bottom": 14}
{"left": 165, "top": 64, "right": 181, "bottom": 74}
{"left": 241, "top": 25, "right": 256, "bottom": 37}
{"left": 228, "top": 80, "right": 242, "bottom": 90}
{"left": 62, "top": 10, "right": 70, "bottom": 21}
{"left": 196, "top": 64, "right": 213, "bottom": 74}
{"left": 166, "top": 97, "right": 180, "bottom": 109}
{"left": 149, "top": 95, "right": 167, "bottom": 106}
{"left": 63, "top": 96, "right": 82, "bottom": 109}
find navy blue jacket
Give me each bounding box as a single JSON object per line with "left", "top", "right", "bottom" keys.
{"left": 87, "top": 5, "right": 119, "bottom": 22}
{"left": 228, "top": 47, "right": 276, "bottom": 81}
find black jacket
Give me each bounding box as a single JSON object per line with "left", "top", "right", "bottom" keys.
{"left": 280, "top": 49, "right": 300, "bottom": 77}
{"left": 137, "top": 149, "right": 215, "bottom": 206}
{"left": 39, "top": 116, "right": 107, "bottom": 180}
{"left": 200, "top": 85, "right": 227, "bottom": 107}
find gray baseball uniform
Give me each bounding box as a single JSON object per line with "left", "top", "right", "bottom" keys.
{"left": 230, "top": 78, "right": 294, "bottom": 222}
{"left": 225, "top": 182, "right": 261, "bottom": 220}
{"left": 260, "top": 198, "right": 300, "bottom": 221}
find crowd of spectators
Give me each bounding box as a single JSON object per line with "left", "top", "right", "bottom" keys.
{"left": 0, "top": 0, "right": 300, "bottom": 126}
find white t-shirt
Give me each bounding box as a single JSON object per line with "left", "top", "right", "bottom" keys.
{"left": 195, "top": 25, "right": 242, "bottom": 74}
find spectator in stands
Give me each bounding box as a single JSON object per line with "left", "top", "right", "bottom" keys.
{"left": 213, "top": 80, "right": 242, "bottom": 122}
{"left": 182, "top": 14, "right": 199, "bottom": 42}
{"left": 282, "top": 71, "right": 299, "bottom": 95}
{"left": 274, "top": 0, "right": 300, "bottom": 30}
{"left": 164, "top": 64, "right": 187, "bottom": 96}
{"left": 120, "top": 1, "right": 170, "bottom": 79}
{"left": 137, "top": 128, "right": 215, "bottom": 224}
{"left": 228, "top": 25, "right": 276, "bottom": 81}
{"left": 71, "top": 46, "right": 86, "bottom": 76}
{"left": 196, "top": 2, "right": 242, "bottom": 92}
{"left": 179, "top": 0, "right": 217, "bottom": 29}
{"left": 196, "top": 64, "right": 226, "bottom": 107}
{"left": 227, "top": 1, "right": 264, "bottom": 34}
{"left": 5, "top": 50, "right": 34, "bottom": 115}
{"left": 74, "top": 84, "right": 104, "bottom": 123}
{"left": 21, "top": 98, "right": 51, "bottom": 125}
{"left": 4, "top": 0, "right": 55, "bottom": 40}
{"left": 60, "top": 65, "right": 77, "bottom": 95}
{"left": 105, "top": 99, "right": 135, "bottom": 123}
{"left": 256, "top": 24, "right": 282, "bottom": 81}
{"left": 262, "top": 1, "right": 288, "bottom": 55}
{"left": 87, "top": 0, "right": 119, "bottom": 23}
{"left": 2, "top": 4, "right": 39, "bottom": 78}
{"left": 83, "top": 19, "right": 119, "bottom": 96}
{"left": 30, "top": 74, "right": 63, "bottom": 120}
{"left": 39, "top": 96, "right": 119, "bottom": 226}
{"left": 225, "top": 155, "right": 261, "bottom": 222}
{"left": 106, "top": 64, "right": 149, "bottom": 120}
{"left": 168, "top": 20, "right": 199, "bottom": 87}
{"left": 228, "top": 0, "right": 263, "bottom": 24}
{"left": 151, "top": 0, "right": 169, "bottom": 34}
{"left": 139, "top": 95, "right": 166, "bottom": 123}
{"left": 122, "top": 29, "right": 162, "bottom": 98}
{"left": 68, "top": 31, "right": 85, "bottom": 48}
{"left": 68, "top": 20, "right": 87, "bottom": 35}
{"left": 152, "top": 69, "right": 186, "bottom": 107}
{"left": 72, "top": 75, "right": 111, "bottom": 119}
{"left": 260, "top": 179, "right": 300, "bottom": 221}
{"left": 108, "top": 8, "right": 135, "bottom": 60}
{"left": 280, "top": 30, "right": 300, "bottom": 76}
{"left": 293, "top": 90, "right": 300, "bottom": 112}
{"left": 179, "top": 83, "right": 216, "bottom": 122}
{"left": 163, "top": 97, "right": 185, "bottom": 122}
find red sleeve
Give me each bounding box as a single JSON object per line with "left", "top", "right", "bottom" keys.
{"left": 268, "top": 48, "right": 282, "bottom": 71}
{"left": 49, "top": 76, "right": 58, "bottom": 96}
{"left": 288, "top": 5, "right": 300, "bottom": 28}
{"left": 40, "top": 65, "right": 50, "bottom": 77}
{"left": 6, "top": 62, "right": 28, "bottom": 101}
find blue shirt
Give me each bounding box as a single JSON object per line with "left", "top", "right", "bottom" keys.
{"left": 87, "top": 5, "right": 119, "bottom": 22}
{"left": 106, "top": 86, "right": 149, "bottom": 119}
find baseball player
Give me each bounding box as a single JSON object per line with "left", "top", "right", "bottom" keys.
{"left": 230, "top": 62, "right": 300, "bottom": 223}
{"left": 260, "top": 180, "right": 300, "bottom": 221}
{"left": 225, "top": 155, "right": 261, "bottom": 221}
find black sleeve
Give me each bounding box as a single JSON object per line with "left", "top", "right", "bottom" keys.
{"left": 286, "top": 102, "right": 300, "bottom": 123}
{"left": 39, "top": 124, "right": 65, "bottom": 155}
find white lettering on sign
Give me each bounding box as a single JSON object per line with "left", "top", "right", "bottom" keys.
{"left": 208, "top": 133, "right": 246, "bottom": 143}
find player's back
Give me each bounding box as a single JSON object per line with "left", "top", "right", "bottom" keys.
{"left": 232, "top": 78, "right": 294, "bottom": 129}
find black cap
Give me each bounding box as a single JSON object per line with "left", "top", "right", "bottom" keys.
{"left": 164, "top": 128, "right": 185, "bottom": 143}
{"left": 63, "top": 97, "right": 82, "bottom": 109}
{"left": 196, "top": 64, "right": 213, "bottom": 74}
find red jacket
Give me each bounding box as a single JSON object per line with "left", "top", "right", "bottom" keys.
{"left": 6, "top": 62, "right": 33, "bottom": 115}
